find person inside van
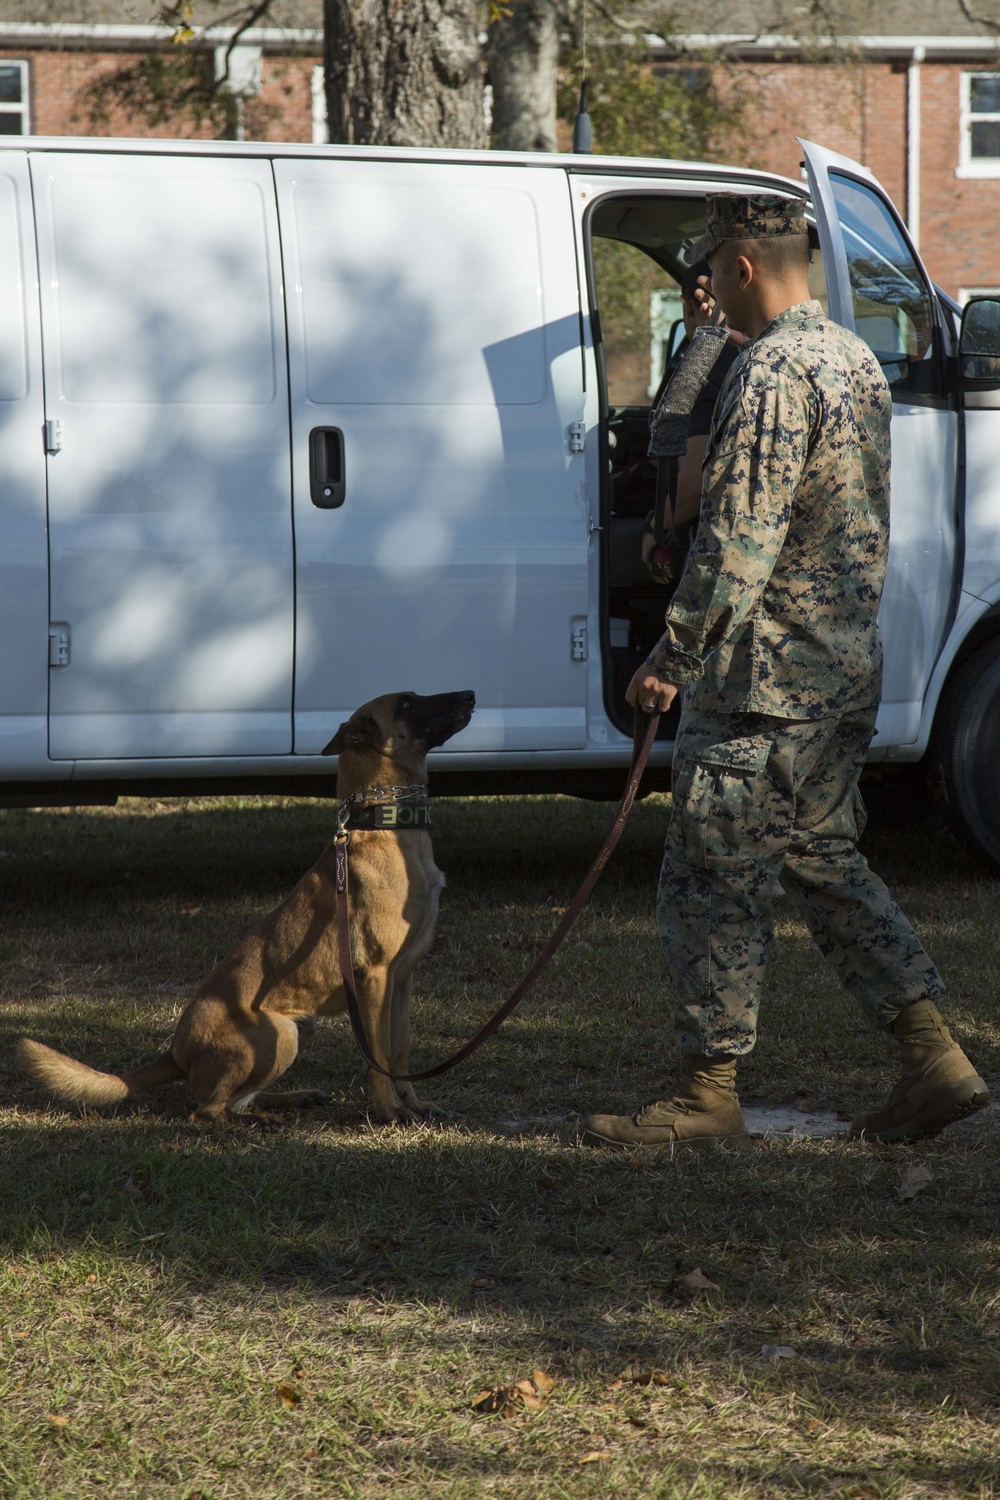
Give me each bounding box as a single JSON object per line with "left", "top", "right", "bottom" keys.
{"left": 640, "top": 260, "right": 744, "bottom": 586}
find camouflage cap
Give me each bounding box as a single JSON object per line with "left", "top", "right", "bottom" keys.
{"left": 686, "top": 193, "right": 807, "bottom": 264}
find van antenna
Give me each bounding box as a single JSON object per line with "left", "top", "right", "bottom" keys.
{"left": 572, "top": 0, "right": 592, "bottom": 153}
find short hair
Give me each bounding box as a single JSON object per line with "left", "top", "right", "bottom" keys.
{"left": 680, "top": 258, "right": 712, "bottom": 304}
{"left": 728, "top": 232, "right": 811, "bottom": 279}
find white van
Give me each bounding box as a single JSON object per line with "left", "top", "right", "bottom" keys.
{"left": 2, "top": 136, "right": 999, "bottom": 864}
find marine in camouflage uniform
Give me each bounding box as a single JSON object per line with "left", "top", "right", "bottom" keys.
{"left": 583, "top": 194, "right": 988, "bottom": 1151}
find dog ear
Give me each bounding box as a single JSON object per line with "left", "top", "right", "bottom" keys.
{"left": 321, "top": 721, "right": 350, "bottom": 756}
{"left": 321, "top": 714, "right": 378, "bottom": 756}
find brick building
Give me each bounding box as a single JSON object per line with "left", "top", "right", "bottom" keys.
{"left": 0, "top": 0, "right": 324, "bottom": 143}
{"left": 661, "top": 0, "right": 1000, "bottom": 301}
{"left": 1, "top": 0, "right": 999, "bottom": 298}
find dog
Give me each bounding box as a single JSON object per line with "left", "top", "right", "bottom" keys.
{"left": 17, "top": 689, "right": 475, "bottom": 1125}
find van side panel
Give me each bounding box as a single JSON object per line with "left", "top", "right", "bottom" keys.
{"left": 275, "top": 160, "right": 589, "bottom": 754}
{"left": 32, "top": 152, "right": 294, "bottom": 761}
{"left": 0, "top": 153, "right": 50, "bottom": 778}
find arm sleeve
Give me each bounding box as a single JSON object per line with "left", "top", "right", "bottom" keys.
{"left": 646, "top": 363, "right": 816, "bottom": 684}
{"left": 685, "top": 341, "right": 740, "bottom": 438}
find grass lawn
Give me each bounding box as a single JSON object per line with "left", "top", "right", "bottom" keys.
{"left": 0, "top": 788, "right": 998, "bottom": 1500}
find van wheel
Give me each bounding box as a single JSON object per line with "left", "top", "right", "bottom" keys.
{"left": 929, "top": 638, "right": 1000, "bottom": 871}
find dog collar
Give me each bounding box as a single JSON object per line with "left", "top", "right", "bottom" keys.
{"left": 341, "top": 801, "right": 432, "bottom": 831}
{"left": 334, "top": 783, "right": 430, "bottom": 838}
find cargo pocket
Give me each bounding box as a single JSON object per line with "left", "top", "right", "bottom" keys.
{"left": 672, "top": 736, "right": 771, "bottom": 870}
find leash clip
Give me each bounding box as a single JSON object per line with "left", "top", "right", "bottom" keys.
{"left": 334, "top": 796, "right": 354, "bottom": 841}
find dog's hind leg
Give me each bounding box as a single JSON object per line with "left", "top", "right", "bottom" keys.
{"left": 256, "top": 1015, "right": 328, "bottom": 1110}
{"left": 188, "top": 1013, "right": 306, "bottom": 1125}
{"left": 390, "top": 970, "right": 446, "bottom": 1121}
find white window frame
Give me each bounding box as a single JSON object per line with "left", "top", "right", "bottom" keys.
{"left": 958, "top": 70, "right": 1000, "bottom": 179}
{"left": 959, "top": 286, "right": 1000, "bottom": 305}
{"left": 0, "top": 59, "right": 29, "bottom": 136}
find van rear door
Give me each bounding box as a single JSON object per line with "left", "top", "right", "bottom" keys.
{"left": 274, "top": 158, "right": 588, "bottom": 756}
{"left": 799, "top": 139, "right": 956, "bottom": 748}
{"left": 33, "top": 150, "right": 294, "bottom": 761}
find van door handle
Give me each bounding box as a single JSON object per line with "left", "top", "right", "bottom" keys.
{"left": 309, "top": 427, "right": 345, "bottom": 508}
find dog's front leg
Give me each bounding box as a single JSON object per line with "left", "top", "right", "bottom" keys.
{"left": 357, "top": 966, "right": 407, "bottom": 1123}
{"left": 391, "top": 969, "right": 446, "bottom": 1121}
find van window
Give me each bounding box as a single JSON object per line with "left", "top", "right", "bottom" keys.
{"left": 0, "top": 172, "right": 26, "bottom": 401}
{"left": 828, "top": 172, "right": 938, "bottom": 396}
{"left": 45, "top": 166, "right": 276, "bottom": 406}
{"left": 292, "top": 180, "right": 545, "bottom": 406}
{"left": 591, "top": 238, "right": 681, "bottom": 407}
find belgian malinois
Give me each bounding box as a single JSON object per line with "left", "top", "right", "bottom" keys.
{"left": 17, "top": 690, "right": 475, "bottom": 1124}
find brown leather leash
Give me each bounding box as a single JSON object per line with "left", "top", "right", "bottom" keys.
{"left": 333, "top": 707, "right": 661, "bottom": 1083}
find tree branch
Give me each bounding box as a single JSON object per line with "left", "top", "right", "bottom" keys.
{"left": 955, "top": 0, "right": 1000, "bottom": 36}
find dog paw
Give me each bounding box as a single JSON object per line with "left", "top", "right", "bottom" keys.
{"left": 410, "top": 1098, "right": 449, "bottom": 1122}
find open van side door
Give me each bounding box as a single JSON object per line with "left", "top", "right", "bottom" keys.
{"left": 799, "top": 139, "right": 957, "bottom": 749}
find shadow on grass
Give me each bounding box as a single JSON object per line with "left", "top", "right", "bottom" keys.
{"left": 2, "top": 1105, "right": 998, "bottom": 1394}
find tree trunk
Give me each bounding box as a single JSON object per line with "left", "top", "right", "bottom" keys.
{"left": 324, "top": 0, "right": 486, "bottom": 148}
{"left": 487, "top": 0, "right": 558, "bottom": 152}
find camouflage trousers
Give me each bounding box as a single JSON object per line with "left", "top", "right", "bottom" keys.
{"left": 658, "top": 703, "right": 944, "bottom": 1057}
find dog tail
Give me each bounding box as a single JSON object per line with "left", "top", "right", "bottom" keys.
{"left": 16, "top": 1037, "right": 183, "bottom": 1107}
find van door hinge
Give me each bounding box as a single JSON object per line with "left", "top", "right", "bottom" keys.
{"left": 48, "top": 625, "right": 70, "bottom": 668}
{"left": 567, "top": 420, "right": 586, "bottom": 454}
{"left": 571, "top": 621, "right": 588, "bottom": 662}
{"left": 43, "top": 419, "right": 62, "bottom": 455}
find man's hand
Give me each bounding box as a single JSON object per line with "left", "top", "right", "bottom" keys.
{"left": 626, "top": 666, "right": 679, "bottom": 715}
{"left": 693, "top": 275, "right": 749, "bottom": 348}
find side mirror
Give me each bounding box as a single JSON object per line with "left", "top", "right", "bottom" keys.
{"left": 960, "top": 296, "right": 1000, "bottom": 385}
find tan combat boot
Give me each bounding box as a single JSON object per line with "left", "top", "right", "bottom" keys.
{"left": 581, "top": 1054, "right": 751, "bottom": 1151}
{"left": 849, "top": 999, "right": 990, "bottom": 1143}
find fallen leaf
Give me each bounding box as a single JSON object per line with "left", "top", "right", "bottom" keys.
{"left": 795, "top": 1094, "right": 819, "bottom": 1113}
{"left": 303, "top": 1447, "right": 319, "bottom": 1458}
{"left": 760, "top": 1344, "right": 797, "bottom": 1360}
{"left": 678, "top": 1267, "right": 720, "bottom": 1292}
{"left": 805, "top": 1418, "right": 822, "bottom": 1434}
{"left": 536, "top": 1176, "right": 556, "bottom": 1191}
{"left": 11, "top": 1332, "right": 27, "bottom": 1341}
{"left": 897, "top": 1164, "right": 934, "bottom": 1202}
{"left": 516, "top": 1384, "right": 544, "bottom": 1411}
{"left": 85, "top": 1274, "right": 97, "bottom": 1285}
{"left": 580, "top": 1450, "right": 611, "bottom": 1463}
{"left": 472, "top": 1277, "right": 495, "bottom": 1290}
{"left": 472, "top": 1385, "right": 516, "bottom": 1415}
{"left": 182, "top": 906, "right": 203, "bottom": 917}
{"left": 619, "top": 1363, "right": 669, "bottom": 1386}
{"left": 276, "top": 1383, "right": 301, "bottom": 1408}
{"left": 474, "top": 1372, "right": 554, "bottom": 1417}
{"left": 47, "top": 1413, "right": 69, "bottom": 1428}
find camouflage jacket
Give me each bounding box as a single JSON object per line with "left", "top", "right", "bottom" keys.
{"left": 646, "top": 299, "right": 892, "bottom": 719}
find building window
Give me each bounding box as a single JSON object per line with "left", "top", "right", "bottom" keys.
{"left": 959, "top": 72, "right": 1000, "bottom": 177}
{"left": 0, "top": 61, "right": 29, "bottom": 135}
